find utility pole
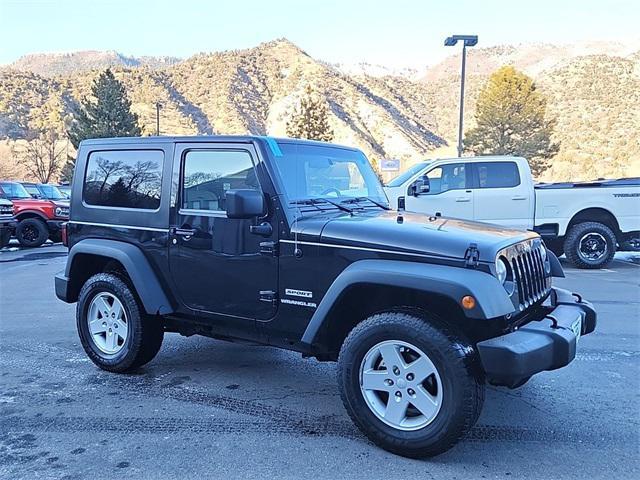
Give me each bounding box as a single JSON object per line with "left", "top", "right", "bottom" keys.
{"left": 444, "top": 35, "right": 478, "bottom": 157}
{"left": 156, "top": 102, "right": 162, "bottom": 136}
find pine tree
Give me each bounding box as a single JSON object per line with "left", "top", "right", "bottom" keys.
{"left": 286, "top": 85, "right": 334, "bottom": 142}
{"left": 67, "top": 69, "right": 141, "bottom": 150}
{"left": 464, "top": 66, "right": 559, "bottom": 177}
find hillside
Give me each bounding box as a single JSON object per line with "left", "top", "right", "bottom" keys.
{"left": 9, "top": 50, "right": 181, "bottom": 77}
{"left": 1, "top": 39, "right": 639, "bottom": 182}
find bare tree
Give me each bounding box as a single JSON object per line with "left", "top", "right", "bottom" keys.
{"left": 14, "top": 129, "right": 66, "bottom": 183}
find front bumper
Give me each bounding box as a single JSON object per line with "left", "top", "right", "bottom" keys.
{"left": 476, "top": 287, "right": 596, "bottom": 388}
{"left": 47, "top": 219, "right": 66, "bottom": 233}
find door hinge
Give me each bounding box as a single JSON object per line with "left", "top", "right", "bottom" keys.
{"left": 259, "top": 290, "right": 278, "bottom": 306}
{"left": 260, "top": 241, "right": 279, "bottom": 256}
{"left": 464, "top": 243, "right": 480, "bottom": 268}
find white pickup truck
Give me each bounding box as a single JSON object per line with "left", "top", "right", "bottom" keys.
{"left": 384, "top": 156, "right": 640, "bottom": 269}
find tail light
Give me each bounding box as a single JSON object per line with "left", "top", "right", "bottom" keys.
{"left": 61, "top": 222, "right": 68, "bottom": 247}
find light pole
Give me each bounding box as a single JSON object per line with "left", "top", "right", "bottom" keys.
{"left": 155, "top": 102, "right": 163, "bottom": 136}
{"left": 444, "top": 34, "right": 478, "bottom": 157}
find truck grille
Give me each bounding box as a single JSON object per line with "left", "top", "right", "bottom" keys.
{"left": 0, "top": 206, "right": 13, "bottom": 216}
{"left": 500, "top": 239, "right": 551, "bottom": 310}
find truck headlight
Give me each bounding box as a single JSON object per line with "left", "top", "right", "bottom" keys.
{"left": 55, "top": 207, "right": 69, "bottom": 217}
{"left": 496, "top": 257, "right": 508, "bottom": 285}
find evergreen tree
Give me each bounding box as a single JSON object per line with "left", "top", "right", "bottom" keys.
{"left": 67, "top": 69, "right": 141, "bottom": 150}
{"left": 286, "top": 85, "right": 334, "bottom": 142}
{"left": 464, "top": 66, "right": 559, "bottom": 177}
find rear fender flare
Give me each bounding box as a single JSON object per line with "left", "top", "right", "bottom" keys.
{"left": 66, "top": 238, "right": 173, "bottom": 315}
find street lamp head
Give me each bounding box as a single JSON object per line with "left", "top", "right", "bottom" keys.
{"left": 444, "top": 35, "right": 478, "bottom": 47}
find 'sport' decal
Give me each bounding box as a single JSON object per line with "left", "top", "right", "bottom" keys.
{"left": 285, "top": 288, "right": 313, "bottom": 298}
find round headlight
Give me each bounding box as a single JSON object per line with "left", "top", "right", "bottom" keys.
{"left": 496, "top": 257, "right": 508, "bottom": 284}
{"left": 55, "top": 207, "right": 62, "bottom": 216}
{"left": 540, "top": 245, "right": 548, "bottom": 261}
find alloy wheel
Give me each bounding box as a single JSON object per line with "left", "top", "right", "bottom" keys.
{"left": 359, "top": 340, "right": 443, "bottom": 431}
{"left": 87, "top": 292, "right": 128, "bottom": 355}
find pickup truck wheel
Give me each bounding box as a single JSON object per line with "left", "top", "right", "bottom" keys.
{"left": 564, "top": 222, "right": 616, "bottom": 269}
{"left": 15, "top": 218, "right": 48, "bottom": 247}
{"left": 337, "top": 311, "right": 484, "bottom": 458}
{"left": 76, "top": 273, "right": 164, "bottom": 373}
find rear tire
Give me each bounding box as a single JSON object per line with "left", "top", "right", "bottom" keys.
{"left": 337, "top": 311, "right": 484, "bottom": 458}
{"left": 77, "top": 273, "right": 164, "bottom": 373}
{"left": 564, "top": 222, "right": 616, "bottom": 269}
{"left": 16, "top": 218, "right": 48, "bottom": 247}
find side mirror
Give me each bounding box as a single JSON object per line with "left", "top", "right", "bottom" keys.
{"left": 225, "top": 189, "right": 265, "bottom": 219}
{"left": 410, "top": 175, "right": 430, "bottom": 196}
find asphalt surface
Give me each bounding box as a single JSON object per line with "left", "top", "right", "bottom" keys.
{"left": 1, "top": 243, "right": 639, "bottom": 480}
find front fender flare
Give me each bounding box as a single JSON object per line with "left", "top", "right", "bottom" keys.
{"left": 301, "top": 259, "right": 515, "bottom": 345}
{"left": 65, "top": 238, "right": 173, "bottom": 315}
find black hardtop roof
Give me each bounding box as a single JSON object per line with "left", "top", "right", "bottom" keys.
{"left": 79, "top": 135, "right": 360, "bottom": 152}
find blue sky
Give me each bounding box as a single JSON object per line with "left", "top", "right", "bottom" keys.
{"left": 1, "top": 0, "right": 638, "bottom": 67}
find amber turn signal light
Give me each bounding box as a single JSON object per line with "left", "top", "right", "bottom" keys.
{"left": 461, "top": 295, "right": 476, "bottom": 310}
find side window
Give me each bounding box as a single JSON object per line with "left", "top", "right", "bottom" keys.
{"left": 182, "top": 150, "right": 259, "bottom": 212}
{"left": 425, "top": 163, "right": 466, "bottom": 194}
{"left": 476, "top": 162, "right": 520, "bottom": 188}
{"left": 83, "top": 150, "right": 163, "bottom": 209}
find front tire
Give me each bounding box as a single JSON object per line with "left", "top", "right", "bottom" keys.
{"left": 16, "top": 218, "right": 48, "bottom": 247}
{"left": 564, "top": 222, "right": 616, "bottom": 269}
{"left": 337, "top": 311, "right": 484, "bottom": 458}
{"left": 77, "top": 273, "right": 164, "bottom": 373}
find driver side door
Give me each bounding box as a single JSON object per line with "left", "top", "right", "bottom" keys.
{"left": 169, "top": 143, "right": 278, "bottom": 326}
{"left": 404, "top": 162, "right": 474, "bottom": 219}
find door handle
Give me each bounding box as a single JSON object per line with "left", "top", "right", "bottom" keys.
{"left": 173, "top": 227, "right": 197, "bottom": 237}
{"left": 512, "top": 196, "right": 527, "bottom": 201}
{"left": 455, "top": 197, "right": 471, "bottom": 202}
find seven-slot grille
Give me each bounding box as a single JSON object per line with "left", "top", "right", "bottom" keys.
{"left": 503, "top": 240, "right": 551, "bottom": 310}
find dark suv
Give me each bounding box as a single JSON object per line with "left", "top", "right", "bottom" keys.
{"left": 56, "top": 136, "right": 596, "bottom": 458}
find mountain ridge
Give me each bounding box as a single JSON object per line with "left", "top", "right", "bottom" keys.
{"left": 1, "top": 38, "right": 638, "bottom": 181}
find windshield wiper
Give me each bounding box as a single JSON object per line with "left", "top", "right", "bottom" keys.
{"left": 341, "top": 196, "right": 390, "bottom": 210}
{"left": 291, "top": 198, "right": 354, "bottom": 214}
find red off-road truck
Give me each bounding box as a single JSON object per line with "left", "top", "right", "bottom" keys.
{"left": 0, "top": 181, "right": 69, "bottom": 247}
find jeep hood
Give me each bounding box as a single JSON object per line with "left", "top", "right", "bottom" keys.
{"left": 313, "top": 210, "right": 538, "bottom": 262}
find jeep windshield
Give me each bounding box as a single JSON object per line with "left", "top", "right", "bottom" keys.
{"left": 271, "top": 142, "right": 388, "bottom": 210}
{"left": 0, "top": 182, "right": 32, "bottom": 200}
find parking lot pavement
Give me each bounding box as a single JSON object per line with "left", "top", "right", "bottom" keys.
{"left": 1, "top": 245, "right": 638, "bottom": 480}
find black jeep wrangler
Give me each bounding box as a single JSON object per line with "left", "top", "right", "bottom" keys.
{"left": 56, "top": 136, "right": 596, "bottom": 458}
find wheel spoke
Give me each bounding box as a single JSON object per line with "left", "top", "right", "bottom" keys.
{"left": 407, "top": 356, "right": 437, "bottom": 383}
{"left": 409, "top": 386, "right": 439, "bottom": 419}
{"left": 378, "top": 343, "right": 406, "bottom": 370}
{"left": 361, "top": 369, "right": 392, "bottom": 391}
{"left": 115, "top": 319, "right": 128, "bottom": 340}
{"left": 98, "top": 296, "right": 111, "bottom": 315}
{"left": 111, "top": 301, "right": 123, "bottom": 320}
{"left": 105, "top": 331, "right": 117, "bottom": 351}
{"left": 384, "top": 396, "right": 408, "bottom": 425}
{"left": 89, "top": 319, "right": 106, "bottom": 334}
